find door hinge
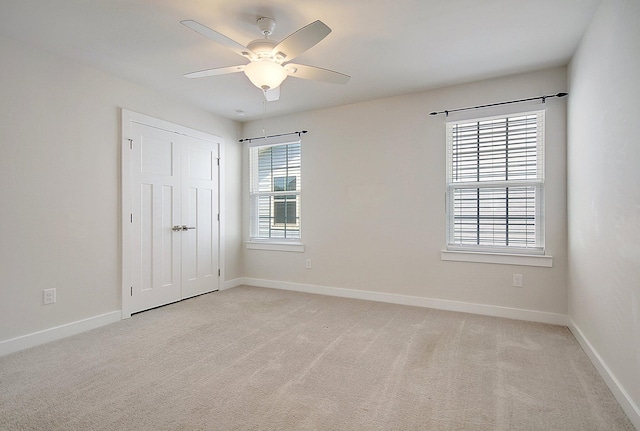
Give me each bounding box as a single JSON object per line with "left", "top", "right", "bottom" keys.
{"left": 128, "top": 139, "right": 133, "bottom": 149}
{"left": 217, "top": 213, "right": 220, "bottom": 221}
{"left": 130, "top": 213, "right": 133, "bottom": 223}
{"left": 130, "top": 286, "right": 133, "bottom": 296}
{"left": 217, "top": 158, "right": 220, "bottom": 166}
{"left": 218, "top": 269, "right": 221, "bottom": 277}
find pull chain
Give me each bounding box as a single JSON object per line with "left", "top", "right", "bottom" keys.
{"left": 262, "top": 99, "right": 267, "bottom": 138}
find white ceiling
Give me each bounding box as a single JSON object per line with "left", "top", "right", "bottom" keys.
{"left": 0, "top": 0, "right": 600, "bottom": 122}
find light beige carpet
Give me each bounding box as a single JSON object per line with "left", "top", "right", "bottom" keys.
{"left": 0, "top": 286, "right": 634, "bottom": 430}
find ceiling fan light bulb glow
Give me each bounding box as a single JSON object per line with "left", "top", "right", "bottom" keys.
{"left": 244, "top": 61, "right": 287, "bottom": 91}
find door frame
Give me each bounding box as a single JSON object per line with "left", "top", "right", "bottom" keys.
{"left": 121, "top": 109, "right": 225, "bottom": 318}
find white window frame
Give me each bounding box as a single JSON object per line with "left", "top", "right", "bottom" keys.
{"left": 247, "top": 136, "right": 303, "bottom": 252}
{"left": 444, "top": 110, "right": 546, "bottom": 259}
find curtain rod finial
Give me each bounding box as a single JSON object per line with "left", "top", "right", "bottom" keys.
{"left": 556, "top": 92, "right": 568, "bottom": 98}
{"left": 429, "top": 111, "right": 438, "bottom": 116}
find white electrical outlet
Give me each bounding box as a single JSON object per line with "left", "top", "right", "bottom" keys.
{"left": 512, "top": 274, "right": 523, "bottom": 288}
{"left": 305, "top": 259, "right": 312, "bottom": 269}
{"left": 43, "top": 288, "right": 56, "bottom": 304}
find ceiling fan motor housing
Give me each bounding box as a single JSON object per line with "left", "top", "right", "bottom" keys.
{"left": 247, "top": 39, "right": 278, "bottom": 59}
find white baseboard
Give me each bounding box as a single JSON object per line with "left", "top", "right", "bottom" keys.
{"left": 568, "top": 319, "right": 640, "bottom": 430}
{"left": 241, "top": 278, "right": 568, "bottom": 326}
{"left": 223, "top": 278, "right": 243, "bottom": 290}
{"left": 0, "top": 311, "right": 121, "bottom": 357}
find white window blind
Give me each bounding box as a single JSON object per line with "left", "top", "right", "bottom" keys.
{"left": 446, "top": 110, "right": 545, "bottom": 254}
{"left": 249, "top": 139, "right": 301, "bottom": 241}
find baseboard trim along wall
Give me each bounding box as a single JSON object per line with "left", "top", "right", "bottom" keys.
{"left": 0, "top": 311, "right": 121, "bottom": 357}
{"left": 568, "top": 319, "right": 640, "bottom": 430}
{"left": 223, "top": 278, "right": 244, "bottom": 291}
{"left": 242, "top": 278, "right": 569, "bottom": 326}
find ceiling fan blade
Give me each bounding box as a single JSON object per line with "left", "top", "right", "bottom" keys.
{"left": 285, "top": 64, "right": 350, "bottom": 84}
{"left": 184, "top": 65, "right": 246, "bottom": 79}
{"left": 272, "top": 20, "right": 331, "bottom": 61}
{"left": 181, "top": 20, "right": 252, "bottom": 59}
{"left": 264, "top": 86, "right": 280, "bottom": 102}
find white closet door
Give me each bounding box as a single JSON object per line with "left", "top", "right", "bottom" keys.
{"left": 180, "top": 135, "right": 220, "bottom": 299}
{"left": 130, "top": 122, "right": 182, "bottom": 313}
{"left": 128, "top": 122, "right": 220, "bottom": 314}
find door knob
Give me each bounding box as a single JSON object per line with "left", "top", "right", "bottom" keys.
{"left": 172, "top": 225, "right": 195, "bottom": 231}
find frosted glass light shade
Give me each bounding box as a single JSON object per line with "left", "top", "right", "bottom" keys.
{"left": 244, "top": 61, "right": 287, "bottom": 90}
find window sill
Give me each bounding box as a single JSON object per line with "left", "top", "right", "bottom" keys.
{"left": 246, "top": 241, "right": 305, "bottom": 253}
{"left": 440, "top": 250, "right": 553, "bottom": 267}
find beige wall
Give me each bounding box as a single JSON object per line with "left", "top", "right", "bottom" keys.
{"left": 0, "top": 34, "right": 243, "bottom": 341}
{"left": 568, "top": 0, "right": 640, "bottom": 422}
{"left": 242, "top": 67, "right": 568, "bottom": 315}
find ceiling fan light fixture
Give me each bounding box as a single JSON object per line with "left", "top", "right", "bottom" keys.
{"left": 244, "top": 60, "right": 287, "bottom": 91}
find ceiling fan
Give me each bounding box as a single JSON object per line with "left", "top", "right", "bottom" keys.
{"left": 181, "top": 17, "right": 350, "bottom": 101}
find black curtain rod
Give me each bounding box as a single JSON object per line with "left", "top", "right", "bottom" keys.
{"left": 429, "top": 92, "right": 568, "bottom": 117}
{"left": 239, "top": 130, "right": 308, "bottom": 143}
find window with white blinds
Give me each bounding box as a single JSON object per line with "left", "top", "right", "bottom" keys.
{"left": 249, "top": 139, "right": 301, "bottom": 241}
{"left": 446, "top": 111, "right": 545, "bottom": 254}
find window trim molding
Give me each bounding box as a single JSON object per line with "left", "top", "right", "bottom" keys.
{"left": 246, "top": 241, "right": 305, "bottom": 253}
{"left": 440, "top": 250, "right": 553, "bottom": 267}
